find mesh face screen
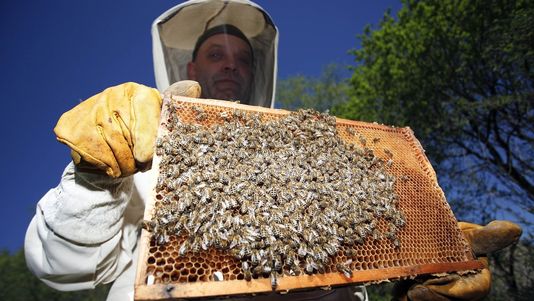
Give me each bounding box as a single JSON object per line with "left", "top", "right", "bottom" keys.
{"left": 134, "top": 96, "right": 483, "bottom": 300}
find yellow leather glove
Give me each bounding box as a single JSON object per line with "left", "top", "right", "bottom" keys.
{"left": 54, "top": 81, "right": 201, "bottom": 178}
{"left": 392, "top": 220, "right": 522, "bottom": 301}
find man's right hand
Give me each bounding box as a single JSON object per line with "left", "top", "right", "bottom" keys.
{"left": 54, "top": 81, "right": 201, "bottom": 178}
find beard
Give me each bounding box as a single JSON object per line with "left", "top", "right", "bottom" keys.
{"left": 202, "top": 72, "right": 251, "bottom": 103}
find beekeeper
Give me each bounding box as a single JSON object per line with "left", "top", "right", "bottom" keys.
{"left": 24, "top": 1, "right": 521, "bottom": 301}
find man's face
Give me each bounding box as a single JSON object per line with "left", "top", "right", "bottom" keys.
{"left": 187, "top": 34, "right": 253, "bottom": 103}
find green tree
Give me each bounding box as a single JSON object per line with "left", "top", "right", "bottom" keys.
{"left": 0, "top": 249, "right": 111, "bottom": 301}
{"left": 488, "top": 241, "right": 534, "bottom": 300}
{"left": 276, "top": 64, "right": 350, "bottom": 112}
{"left": 333, "top": 0, "right": 533, "bottom": 220}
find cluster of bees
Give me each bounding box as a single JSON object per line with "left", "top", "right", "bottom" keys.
{"left": 144, "top": 105, "right": 405, "bottom": 288}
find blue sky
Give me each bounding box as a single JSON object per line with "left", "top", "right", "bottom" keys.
{"left": 0, "top": 0, "right": 402, "bottom": 252}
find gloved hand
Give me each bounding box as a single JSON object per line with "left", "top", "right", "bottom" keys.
{"left": 54, "top": 81, "right": 201, "bottom": 178}
{"left": 392, "top": 220, "right": 522, "bottom": 301}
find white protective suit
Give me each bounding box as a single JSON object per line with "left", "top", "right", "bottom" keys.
{"left": 25, "top": 1, "right": 367, "bottom": 300}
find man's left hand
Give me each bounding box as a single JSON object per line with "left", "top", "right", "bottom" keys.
{"left": 392, "top": 220, "right": 522, "bottom": 301}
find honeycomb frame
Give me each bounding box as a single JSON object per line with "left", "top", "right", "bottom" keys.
{"left": 134, "top": 96, "right": 484, "bottom": 300}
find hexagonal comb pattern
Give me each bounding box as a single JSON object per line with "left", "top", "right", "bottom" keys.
{"left": 134, "top": 96, "right": 483, "bottom": 300}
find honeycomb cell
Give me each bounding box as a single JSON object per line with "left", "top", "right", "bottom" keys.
{"left": 164, "top": 265, "right": 173, "bottom": 273}
{"left": 188, "top": 275, "right": 198, "bottom": 282}
{"left": 171, "top": 271, "right": 180, "bottom": 282}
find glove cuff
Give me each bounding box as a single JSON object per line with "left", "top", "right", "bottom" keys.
{"left": 39, "top": 162, "right": 134, "bottom": 244}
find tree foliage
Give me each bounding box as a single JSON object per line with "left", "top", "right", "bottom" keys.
{"left": 332, "top": 0, "right": 534, "bottom": 220}
{"left": 276, "top": 64, "right": 350, "bottom": 112}
{"left": 487, "top": 241, "right": 534, "bottom": 300}
{"left": 0, "top": 249, "right": 110, "bottom": 301}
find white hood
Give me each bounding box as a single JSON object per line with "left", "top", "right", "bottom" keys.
{"left": 152, "top": 0, "right": 278, "bottom": 108}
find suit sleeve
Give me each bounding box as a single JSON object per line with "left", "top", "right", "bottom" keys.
{"left": 24, "top": 162, "right": 139, "bottom": 291}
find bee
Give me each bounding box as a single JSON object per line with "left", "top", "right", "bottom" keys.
{"left": 232, "top": 109, "right": 247, "bottom": 120}
{"left": 270, "top": 271, "right": 278, "bottom": 290}
{"left": 313, "top": 131, "right": 324, "bottom": 138}
{"left": 204, "top": 231, "right": 216, "bottom": 249}
{"left": 336, "top": 261, "right": 353, "bottom": 278}
{"left": 155, "top": 175, "right": 168, "bottom": 191}
{"left": 262, "top": 263, "right": 272, "bottom": 274}
{"left": 142, "top": 220, "right": 156, "bottom": 232}
{"left": 242, "top": 261, "right": 250, "bottom": 272}
{"left": 192, "top": 135, "right": 202, "bottom": 144}
{"left": 243, "top": 262, "right": 252, "bottom": 281}
{"left": 394, "top": 214, "right": 406, "bottom": 228}
{"left": 238, "top": 244, "right": 252, "bottom": 259}
{"left": 177, "top": 136, "right": 190, "bottom": 148}
{"left": 304, "top": 257, "right": 318, "bottom": 274}
{"left": 251, "top": 250, "right": 261, "bottom": 265}
{"left": 156, "top": 231, "right": 169, "bottom": 245}
{"left": 312, "top": 246, "right": 327, "bottom": 263}
{"left": 234, "top": 182, "right": 247, "bottom": 193}
{"left": 354, "top": 230, "right": 367, "bottom": 244}
{"left": 372, "top": 229, "right": 383, "bottom": 241}
{"left": 385, "top": 229, "right": 398, "bottom": 244}
{"left": 205, "top": 135, "right": 215, "bottom": 146}
{"left": 155, "top": 137, "right": 165, "bottom": 148}
{"left": 190, "top": 237, "right": 201, "bottom": 253}
{"left": 182, "top": 156, "right": 193, "bottom": 166}
{"left": 252, "top": 265, "right": 263, "bottom": 277}
{"left": 210, "top": 182, "right": 224, "bottom": 191}
{"left": 358, "top": 135, "right": 367, "bottom": 146}
{"left": 199, "top": 187, "right": 212, "bottom": 204}
{"left": 384, "top": 148, "right": 393, "bottom": 159}
{"left": 392, "top": 237, "right": 401, "bottom": 248}
{"left": 196, "top": 112, "right": 208, "bottom": 122}
{"left": 191, "top": 105, "right": 204, "bottom": 113}
{"left": 219, "top": 173, "right": 230, "bottom": 185}
{"left": 219, "top": 110, "right": 232, "bottom": 121}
